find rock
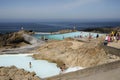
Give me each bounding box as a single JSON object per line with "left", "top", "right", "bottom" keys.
{"left": 58, "top": 29, "right": 77, "bottom": 34}
{"left": 14, "top": 75, "right": 25, "bottom": 80}
{"left": 0, "top": 66, "right": 41, "bottom": 80}
{"left": 0, "top": 30, "right": 34, "bottom": 48}
{"left": 0, "top": 76, "right": 10, "bottom": 80}
{"left": 33, "top": 76, "right": 41, "bottom": 80}
{"left": 23, "top": 34, "right": 41, "bottom": 45}
{"left": 0, "top": 67, "right": 9, "bottom": 76}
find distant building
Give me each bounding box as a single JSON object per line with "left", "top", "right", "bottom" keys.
{"left": 73, "top": 26, "right": 76, "bottom": 30}
{"left": 21, "top": 27, "right": 24, "bottom": 30}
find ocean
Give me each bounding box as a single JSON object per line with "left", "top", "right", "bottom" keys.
{"left": 0, "top": 22, "right": 120, "bottom": 33}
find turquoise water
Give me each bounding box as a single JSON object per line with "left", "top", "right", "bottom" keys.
{"left": 0, "top": 54, "right": 60, "bottom": 78}
{"left": 33, "top": 34, "right": 49, "bottom": 39}
{"left": 0, "top": 54, "right": 85, "bottom": 78}
{"left": 33, "top": 31, "right": 104, "bottom": 40}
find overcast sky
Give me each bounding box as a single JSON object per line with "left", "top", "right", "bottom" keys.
{"left": 0, "top": 0, "right": 120, "bottom": 22}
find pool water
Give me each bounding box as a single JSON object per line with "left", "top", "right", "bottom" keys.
{"left": 33, "top": 31, "right": 104, "bottom": 40}
{"left": 0, "top": 54, "right": 60, "bottom": 78}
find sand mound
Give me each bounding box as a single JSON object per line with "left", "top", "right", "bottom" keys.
{"left": 33, "top": 37, "right": 120, "bottom": 67}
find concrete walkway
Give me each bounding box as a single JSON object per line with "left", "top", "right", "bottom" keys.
{"left": 46, "top": 60, "right": 120, "bottom": 80}
{"left": 78, "top": 67, "right": 120, "bottom": 80}
{"left": 108, "top": 41, "right": 120, "bottom": 49}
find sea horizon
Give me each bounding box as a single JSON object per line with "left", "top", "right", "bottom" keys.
{"left": 0, "top": 21, "right": 120, "bottom": 33}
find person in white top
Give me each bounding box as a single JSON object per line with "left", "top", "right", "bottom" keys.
{"left": 105, "top": 35, "right": 109, "bottom": 41}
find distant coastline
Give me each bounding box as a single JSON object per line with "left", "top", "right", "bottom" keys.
{"left": 0, "top": 22, "right": 120, "bottom": 33}
{"left": 82, "top": 26, "right": 120, "bottom": 33}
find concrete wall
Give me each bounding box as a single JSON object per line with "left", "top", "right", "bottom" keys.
{"left": 103, "top": 45, "right": 120, "bottom": 56}
{"left": 46, "top": 60, "right": 120, "bottom": 80}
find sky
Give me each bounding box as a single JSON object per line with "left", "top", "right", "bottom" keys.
{"left": 0, "top": 0, "right": 120, "bottom": 22}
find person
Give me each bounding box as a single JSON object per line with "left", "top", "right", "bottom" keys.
{"left": 111, "top": 31, "right": 114, "bottom": 36}
{"left": 80, "top": 35, "right": 82, "bottom": 38}
{"left": 96, "top": 34, "right": 99, "bottom": 38}
{"left": 45, "top": 38, "right": 48, "bottom": 42}
{"left": 108, "top": 35, "right": 111, "bottom": 42}
{"left": 63, "top": 36, "right": 64, "bottom": 39}
{"left": 62, "top": 64, "right": 66, "bottom": 70}
{"left": 60, "top": 67, "right": 64, "bottom": 72}
{"left": 60, "top": 64, "right": 66, "bottom": 74}
{"left": 29, "top": 62, "right": 32, "bottom": 68}
{"left": 88, "top": 33, "right": 92, "bottom": 41}
{"left": 104, "top": 34, "right": 111, "bottom": 45}
{"left": 116, "top": 32, "right": 119, "bottom": 42}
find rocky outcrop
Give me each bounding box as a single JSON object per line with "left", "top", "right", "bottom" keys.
{"left": 58, "top": 29, "right": 77, "bottom": 34}
{"left": 0, "top": 30, "right": 45, "bottom": 54}
{"left": 32, "top": 37, "right": 120, "bottom": 68}
{"left": 23, "top": 34, "right": 43, "bottom": 45}
{"left": 83, "top": 27, "right": 120, "bottom": 33}
{"left": 53, "top": 29, "right": 77, "bottom": 34}
{"left": 0, "top": 66, "right": 41, "bottom": 80}
{"left": 0, "top": 30, "right": 34, "bottom": 48}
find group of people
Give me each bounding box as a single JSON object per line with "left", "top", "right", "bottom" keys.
{"left": 72, "top": 33, "right": 99, "bottom": 39}
{"left": 104, "top": 31, "right": 120, "bottom": 45}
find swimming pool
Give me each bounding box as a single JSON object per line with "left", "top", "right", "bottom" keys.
{"left": 33, "top": 31, "right": 104, "bottom": 40}
{"left": 0, "top": 54, "right": 84, "bottom": 78}
{"left": 0, "top": 54, "right": 60, "bottom": 78}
